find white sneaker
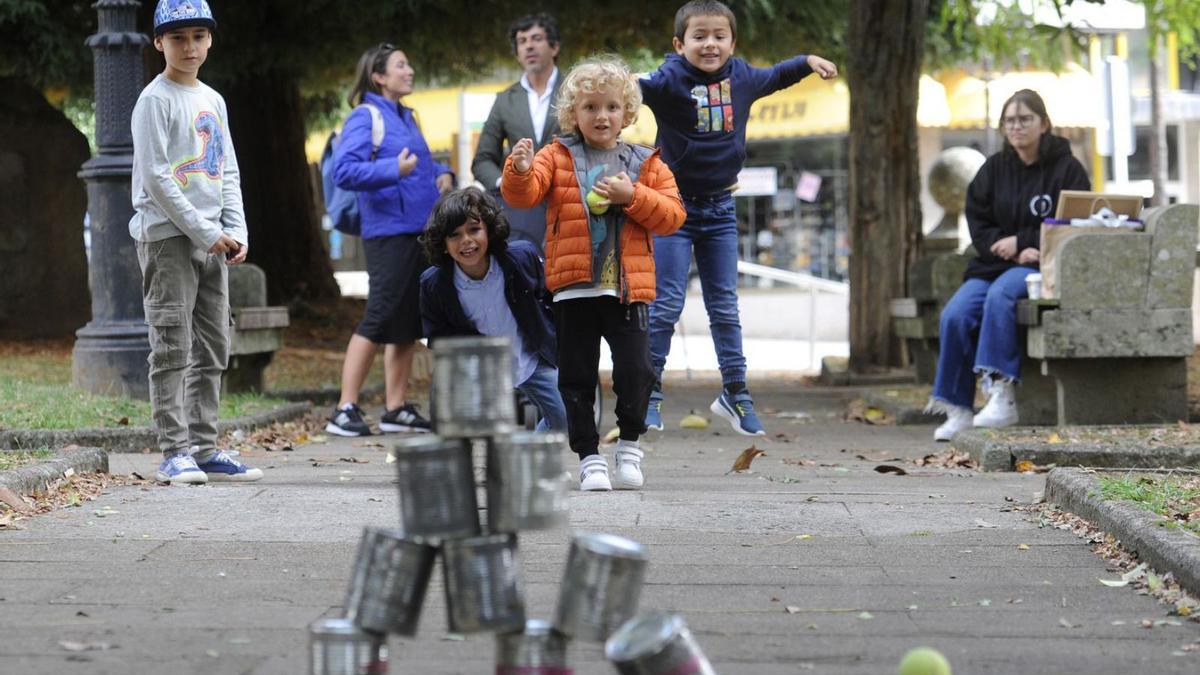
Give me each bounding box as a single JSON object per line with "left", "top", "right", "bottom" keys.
{"left": 612, "top": 441, "right": 644, "bottom": 490}
{"left": 579, "top": 455, "right": 612, "bottom": 491}
{"left": 974, "top": 378, "right": 1018, "bottom": 428}
{"left": 932, "top": 404, "right": 974, "bottom": 442}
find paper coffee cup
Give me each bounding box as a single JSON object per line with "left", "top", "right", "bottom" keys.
{"left": 1026, "top": 273, "right": 1042, "bottom": 300}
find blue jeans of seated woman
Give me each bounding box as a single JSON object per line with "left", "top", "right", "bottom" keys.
{"left": 648, "top": 192, "right": 746, "bottom": 386}
{"left": 517, "top": 358, "right": 568, "bottom": 433}
{"left": 932, "top": 266, "right": 1035, "bottom": 409}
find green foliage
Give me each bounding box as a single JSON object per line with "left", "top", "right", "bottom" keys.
{"left": 1143, "top": 0, "right": 1200, "bottom": 59}
{"left": 0, "top": 0, "right": 94, "bottom": 89}
{"left": 0, "top": 344, "right": 284, "bottom": 430}
{"left": 927, "top": 0, "right": 1093, "bottom": 72}
{"left": 1098, "top": 472, "right": 1200, "bottom": 535}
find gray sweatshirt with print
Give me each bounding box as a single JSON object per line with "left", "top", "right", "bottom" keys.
{"left": 129, "top": 74, "right": 247, "bottom": 249}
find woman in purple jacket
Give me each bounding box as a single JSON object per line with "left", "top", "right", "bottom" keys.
{"left": 326, "top": 43, "right": 453, "bottom": 437}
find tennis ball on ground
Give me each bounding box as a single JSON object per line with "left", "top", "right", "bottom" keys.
{"left": 898, "top": 647, "right": 951, "bottom": 675}
{"left": 586, "top": 189, "right": 609, "bottom": 215}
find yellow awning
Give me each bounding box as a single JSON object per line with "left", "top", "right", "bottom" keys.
{"left": 942, "top": 64, "right": 1100, "bottom": 129}
{"left": 305, "top": 72, "right": 953, "bottom": 161}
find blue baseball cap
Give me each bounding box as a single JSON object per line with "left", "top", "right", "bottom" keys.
{"left": 153, "top": 0, "right": 217, "bottom": 36}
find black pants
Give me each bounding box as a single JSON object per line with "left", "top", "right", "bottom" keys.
{"left": 555, "top": 296, "right": 655, "bottom": 460}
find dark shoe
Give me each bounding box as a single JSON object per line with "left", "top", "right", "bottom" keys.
{"left": 380, "top": 403, "right": 432, "bottom": 434}
{"left": 710, "top": 389, "right": 766, "bottom": 436}
{"left": 326, "top": 403, "right": 372, "bottom": 437}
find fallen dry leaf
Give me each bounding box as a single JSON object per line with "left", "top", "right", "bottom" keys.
{"left": 729, "top": 445, "right": 766, "bottom": 473}
{"left": 0, "top": 486, "right": 34, "bottom": 514}
{"left": 1014, "top": 460, "right": 1054, "bottom": 474}
{"left": 58, "top": 640, "right": 113, "bottom": 652}
{"left": 913, "top": 449, "right": 978, "bottom": 469}
{"left": 1017, "top": 544, "right": 1031, "bottom": 550}
{"left": 679, "top": 413, "right": 709, "bottom": 429}
{"left": 843, "top": 399, "right": 894, "bottom": 426}
{"left": 874, "top": 465, "right": 908, "bottom": 476}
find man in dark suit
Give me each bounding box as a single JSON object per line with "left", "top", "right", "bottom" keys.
{"left": 471, "top": 13, "right": 563, "bottom": 253}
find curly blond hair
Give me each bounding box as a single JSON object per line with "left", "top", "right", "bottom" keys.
{"left": 555, "top": 54, "right": 641, "bottom": 136}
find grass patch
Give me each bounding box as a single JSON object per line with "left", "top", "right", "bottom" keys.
{"left": 0, "top": 448, "right": 54, "bottom": 471}
{"left": 1097, "top": 472, "right": 1200, "bottom": 536}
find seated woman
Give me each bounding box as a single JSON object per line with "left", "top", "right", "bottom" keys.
{"left": 419, "top": 187, "right": 567, "bottom": 433}
{"left": 928, "top": 89, "right": 1090, "bottom": 441}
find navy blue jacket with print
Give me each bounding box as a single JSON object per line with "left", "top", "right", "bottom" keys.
{"left": 639, "top": 53, "right": 812, "bottom": 196}
{"left": 418, "top": 240, "right": 557, "bottom": 367}
{"left": 332, "top": 91, "right": 452, "bottom": 239}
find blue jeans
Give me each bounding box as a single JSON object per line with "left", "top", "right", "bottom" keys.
{"left": 648, "top": 192, "right": 746, "bottom": 386}
{"left": 932, "top": 266, "right": 1034, "bottom": 408}
{"left": 517, "top": 358, "right": 568, "bottom": 433}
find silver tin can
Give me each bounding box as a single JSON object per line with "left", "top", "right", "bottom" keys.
{"left": 343, "top": 527, "right": 437, "bottom": 636}
{"left": 433, "top": 336, "right": 516, "bottom": 438}
{"left": 309, "top": 617, "right": 388, "bottom": 675}
{"left": 495, "top": 619, "right": 572, "bottom": 675}
{"left": 393, "top": 435, "right": 480, "bottom": 540}
{"left": 553, "top": 533, "right": 648, "bottom": 642}
{"left": 605, "top": 612, "right": 715, "bottom": 674}
{"left": 442, "top": 533, "right": 526, "bottom": 634}
{"left": 487, "top": 432, "right": 570, "bottom": 532}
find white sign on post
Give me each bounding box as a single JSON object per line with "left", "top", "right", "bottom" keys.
{"left": 458, "top": 92, "right": 499, "bottom": 187}
{"left": 735, "top": 166, "right": 778, "bottom": 197}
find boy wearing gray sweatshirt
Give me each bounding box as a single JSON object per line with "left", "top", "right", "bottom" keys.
{"left": 130, "top": 0, "right": 262, "bottom": 484}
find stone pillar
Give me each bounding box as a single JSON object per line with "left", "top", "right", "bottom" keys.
{"left": 72, "top": 0, "right": 152, "bottom": 399}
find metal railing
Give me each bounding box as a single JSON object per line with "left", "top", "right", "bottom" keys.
{"left": 735, "top": 260, "right": 849, "bottom": 370}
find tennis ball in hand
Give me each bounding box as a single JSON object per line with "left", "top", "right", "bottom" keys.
{"left": 586, "top": 189, "right": 609, "bottom": 215}
{"left": 898, "top": 647, "right": 951, "bottom": 675}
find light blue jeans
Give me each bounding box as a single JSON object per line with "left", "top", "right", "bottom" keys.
{"left": 648, "top": 192, "right": 746, "bottom": 386}
{"left": 517, "top": 358, "right": 568, "bottom": 433}
{"left": 932, "top": 265, "right": 1035, "bottom": 409}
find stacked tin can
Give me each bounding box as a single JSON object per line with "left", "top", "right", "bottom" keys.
{"left": 310, "top": 335, "right": 714, "bottom": 674}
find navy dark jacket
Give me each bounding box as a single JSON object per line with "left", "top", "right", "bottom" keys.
{"left": 640, "top": 53, "right": 812, "bottom": 196}
{"left": 419, "top": 240, "right": 557, "bottom": 367}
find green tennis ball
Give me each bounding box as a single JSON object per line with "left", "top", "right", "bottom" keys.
{"left": 586, "top": 189, "right": 609, "bottom": 215}
{"left": 898, "top": 647, "right": 951, "bottom": 675}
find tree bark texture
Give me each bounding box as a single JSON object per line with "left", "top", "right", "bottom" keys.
{"left": 221, "top": 72, "right": 339, "bottom": 304}
{"left": 846, "top": 0, "right": 928, "bottom": 371}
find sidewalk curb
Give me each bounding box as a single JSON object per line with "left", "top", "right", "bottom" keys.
{"left": 0, "top": 447, "right": 109, "bottom": 498}
{"left": 0, "top": 402, "right": 312, "bottom": 454}
{"left": 1044, "top": 467, "right": 1200, "bottom": 597}
{"left": 955, "top": 427, "right": 1200, "bottom": 472}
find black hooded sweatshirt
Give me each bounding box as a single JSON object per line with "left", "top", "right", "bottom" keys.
{"left": 963, "top": 134, "right": 1091, "bottom": 281}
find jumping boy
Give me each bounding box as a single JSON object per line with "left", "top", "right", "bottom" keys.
{"left": 639, "top": 0, "right": 838, "bottom": 436}
{"left": 419, "top": 187, "right": 567, "bottom": 433}
{"left": 131, "top": 0, "right": 262, "bottom": 484}
{"left": 503, "top": 55, "right": 685, "bottom": 491}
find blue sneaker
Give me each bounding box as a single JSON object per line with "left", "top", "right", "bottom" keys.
{"left": 155, "top": 454, "right": 207, "bottom": 484}
{"left": 195, "top": 450, "right": 264, "bottom": 482}
{"left": 710, "top": 390, "right": 766, "bottom": 436}
{"left": 645, "top": 390, "right": 664, "bottom": 432}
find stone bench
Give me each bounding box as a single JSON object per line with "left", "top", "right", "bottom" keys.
{"left": 224, "top": 264, "right": 289, "bottom": 394}
{"left": 890, "top": 243, "right": 969, "bottom": 384}
{"left": 1014, "top": 203, "right": 1199, "bottom": 425}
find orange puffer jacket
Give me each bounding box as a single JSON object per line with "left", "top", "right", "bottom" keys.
{"left": 501, "top": 136, "right": 686, "bottom": 304}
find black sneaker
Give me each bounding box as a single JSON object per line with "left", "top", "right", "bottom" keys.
{"left": 380, "top": 403, "right": 432, "bottom": 433}
{"left": 326, "top": 403, "right": 372, "bottom": 437}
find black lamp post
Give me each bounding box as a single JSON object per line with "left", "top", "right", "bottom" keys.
{"left": 72, "top": 0, "right": 152, "bottom": 399}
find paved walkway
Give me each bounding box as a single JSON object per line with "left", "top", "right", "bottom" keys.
{"left": 2, "top": 381, "right": 1198, "bottom": 673}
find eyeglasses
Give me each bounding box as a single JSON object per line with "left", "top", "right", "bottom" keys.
{"left": 1002, "top": 113, "right": 1038, "bottom": 129}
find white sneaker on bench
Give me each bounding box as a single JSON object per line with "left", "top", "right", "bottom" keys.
{"left": 974, "top": 379, "right": 1018, "bottom": 428}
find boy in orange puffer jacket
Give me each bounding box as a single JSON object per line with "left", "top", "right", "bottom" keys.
{"left": 503, "top": 54, "right": 685, "bottom": 492}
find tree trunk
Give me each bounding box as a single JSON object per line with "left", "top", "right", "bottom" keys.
{"left": 1148, "top": 36, "right": 1169, "bottom": 207}
{"left": 846, "top": 0, "right": 928, "bottom": 371}
{"left": 220, "top": 71, "right": 340, "bottom": 304}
